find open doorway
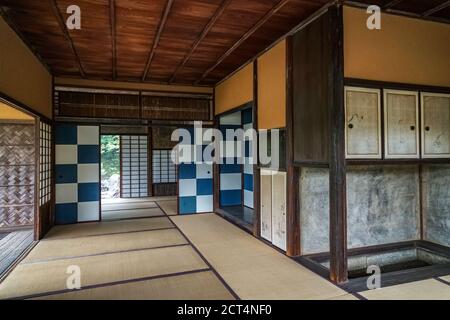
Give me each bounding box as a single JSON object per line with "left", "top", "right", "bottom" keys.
{"left": 100, "top": 135, "right": 120, "bottom": 200}
{"left": 0, "top": 100, "right": 37, "bottom": 278}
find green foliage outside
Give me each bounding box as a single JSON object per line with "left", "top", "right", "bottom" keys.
{"left": 101, "top": 135, "right": 120, "bottom": 179}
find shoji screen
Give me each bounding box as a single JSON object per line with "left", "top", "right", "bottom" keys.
{"left": 121, "top": 135, "right": 148, "bottom": 198}
{"left": 152, "top": 150, "right": 177, "bottom": 183}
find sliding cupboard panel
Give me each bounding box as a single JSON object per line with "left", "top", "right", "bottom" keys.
{"left": 272, "top": 172, "right": 287, "bottom": 251}
{"left": 421, "top": 93, "right": 450, "bottom": 158}
{"left": 345, "top": 87, "right": 382, "bottom": 159}
{"left": 384, "top": 90, "right": 419, "bottom": 159}
{"left": 260, "top": 170, "right": 272, "bottom": 242}
{"left": 121, "top": 135, "right": 148, "bottom": 198}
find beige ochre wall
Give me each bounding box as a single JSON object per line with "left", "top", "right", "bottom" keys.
{"left": 344, "top": 6, "right": 450, "bottom": 87}
{"left": 257, "top": 40, "right": 286, "bottom": 129}
{"left": 0, "top": 102, "right": 34, "bottom": 121}
{"left": 215, "top": 63, "right": 253, "bottom": 115}
{"left": 55, "top": 77, "right": 213, "bottom": 94}
{"left": 0, "top": 17, "right": 52, "bottom": 119}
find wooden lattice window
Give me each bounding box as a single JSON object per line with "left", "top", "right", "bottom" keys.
{"left": 152, "top": 150, "right": 177, "bottom": 183}
{"left": 39, "top": 121, "right": 52, "bottom": 206}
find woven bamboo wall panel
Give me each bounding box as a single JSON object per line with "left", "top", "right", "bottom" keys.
{"left": 153, "top": 126, "right": 178, "bottom": 149}
{"left": 0, "top": 205, "right": 34, "bottom": 229}
{"left": 0, "top": 165, "right": 35, "bottom": 187}
{"left": 0, "top": 186, "right": 35, "bottom": 205}
{"left": 0, "top": 124, "right": 35, "bottom": 145}
{"left": 0, "top": 123, "right": 36, "bottom": 231}
{"left": 0, "top": 146, "right": 35, "bottom": 165}
{"left": 142, "top": 96, "right": 210, "bottom": 120}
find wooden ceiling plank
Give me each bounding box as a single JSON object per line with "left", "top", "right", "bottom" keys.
{"left": 422, "top": 0, "right": 450, "bottom": 17}
{"left": 195, "top": 0, "right": 290, "bottom": 85}
{"left": 110, "top": 0, "right": 117, "bottom": 79}
{"left": 49, "top": 0, "right": 85, "bottom": 77}
{"left": 0, "top": 6, "right": 53, "bottom": 74}
{"left": 141, "top": 0, "right": 175, "bottom": 82}
{"left": 383, "top": 0, "right": 404, "bottom": 10}
{"left": 168, "top": 0, "right": 233, "bottom": 84}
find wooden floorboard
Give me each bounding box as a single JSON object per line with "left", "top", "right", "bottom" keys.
{"left": 0, "top": 230, "right": 33, "bottom": 276}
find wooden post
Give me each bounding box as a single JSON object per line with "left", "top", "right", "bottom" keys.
{"left": 253, "top": 60, "right": 261, "bottom": 237}
{"left": 286, "top": 36, "right": 301, "bottom": 257}
{"left": 328, "top": 4, "right": 348, "bottom": 284}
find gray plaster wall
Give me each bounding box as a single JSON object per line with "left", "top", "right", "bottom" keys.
{"left": 346, "top": 166, "right": 420, "bottom": 248}
{"left": 422, "top": 165, "right": 450, "bottom": 247}
{"left": 300, "top": 168, "right": 330, "bottom": 254}
{"left": 299, "top": 166, "right": 421, "bottom": 255}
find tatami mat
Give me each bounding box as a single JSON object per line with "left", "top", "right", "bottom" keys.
{"left": 101, "top": 207, "right": 165, "bottom": 221}
{"left": 327, "top": 294, "right": 360, "bottom": 300}
{"left": 45, "top": 217, "right": 174, "bottom": 240}
{"left": 157, "top": 200, "right": 178, "bottom": 216}
{"left": 0, "top": 245, "right": 208, "bottom": 299}
{"left": 440, "top": 275, "right": 450, "bottom": 283}
{"left": 171, "top": 214, "right": 347, "bottom": 300}
{"left": 22, "top": 229, "right": 187, "bottom": 263}
{"left": 102, "top": 201, "right": 158, "bottom": 211}
{"left": 34, "top": 271, "right": 234, "bottom": 300}
{"left": 359, "top": 279, "right": 450, "bottom": 300}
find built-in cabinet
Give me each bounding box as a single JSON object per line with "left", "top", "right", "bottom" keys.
{"left": 260, "top": 169, "right": 286, "bottom": 251}
{"left": 345, "top": 86, "right": 450, "bottom": 160}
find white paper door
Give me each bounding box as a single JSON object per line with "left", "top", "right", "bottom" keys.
{"left": 384, "top": 90, "right": 419, "bottom": 159}
{"left": 421, "top": 93, "right": 450, "bottom": 158}
{"left": 271, "top": 172, "right": 286, "bottom": 251}
{"left": 345, "top": 87, "right": 381, "bottom": 159}
{"left": 260, "top": 170, "right": 272, "bottom": 242}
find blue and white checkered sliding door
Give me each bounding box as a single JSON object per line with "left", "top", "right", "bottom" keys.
{"left": 242, "top": 108, "right": 254, "bottom": 209}
{"left": 178, "top": 128, "right": 213, "bottom": 214}
{"left": 219, "top": 111, "right": 242, "bottom": 207}
{"left": 55, "top": 124, "right": 100, "bottom": 224}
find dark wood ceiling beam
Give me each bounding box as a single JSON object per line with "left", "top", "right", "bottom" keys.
{"left": 109, "top": 0, "right": 117, "bottom": 80}
{"left": 169, "top": 0, "right": 232, "bottom": 84}
{"left": 422, "top": 0, "right": 450, "bottom": 17}
{"left": 383, "top": 0, "right": 404, "bottom": 10}
{"left": 195, "top": 0, "right": 290, "bottom": 85}
{"left": 49, "top": 0, "right": 85, "bottom": 77}
{"left": 142, "top": 0, "right": 174, "bottom": 82}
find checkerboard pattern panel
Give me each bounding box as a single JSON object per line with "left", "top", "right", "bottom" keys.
{"left": 178, "top": 128, "right": 213, "bottom": 214}
{"left": 242, "top": 108, "right": 254, "bottom": 209}
{"left": 219, "top": 111, "right": 242, "bottom": 207}
{"left": 55, "top": 124, "right": 100, "bottom": 224}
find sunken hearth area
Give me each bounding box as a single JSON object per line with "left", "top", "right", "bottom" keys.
{"left": 295, "top": 241, "right": 450, "bottom": 293}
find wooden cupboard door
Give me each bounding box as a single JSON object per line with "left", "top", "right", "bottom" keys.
{"left": 422, "top": 93, "right": 450, "bottom": 158}
{"left": 260, "top": 170, "right": 272, "bottom": 242}
{"left": 384, "top": 90, "right": 419, "bottom": 159}
{"left": 271, "top": 172, "right": 286, "bottom": 251}
{"left": 345, "top": 87, "right": 381, "bottom": 159}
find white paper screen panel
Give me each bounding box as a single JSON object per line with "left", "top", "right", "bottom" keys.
{"left": 272, "top": 172, "right": 287, "bottom": 251}
{"left": 421, "top": 93, "right": 450, "bottom": 158}
{"left": 345, "top": 87, "right": 381, "bottom": 159}
{"left": 39, "top": 122, "right": 52, "bottom": 206}
{"left": 121, "top": 135, "right": 148, "bottom": 198}
{"left": 153, "top": 150, "right": 177, "bottom": 183}
{"left": 260, "top": 170, "right": 273, "bottom": 242}
{"left": 384, "top": 90, "right": 420, "bottom": 159}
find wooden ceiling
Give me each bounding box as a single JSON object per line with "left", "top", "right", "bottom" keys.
{"left": 346, "top": 0, "right": 450, "bottom": 24}
{"left": 0, "top": 0, "right": 330, "bottom": 86}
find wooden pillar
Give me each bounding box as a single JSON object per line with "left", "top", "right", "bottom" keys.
{"left": 213, "top": 88, "right": 220, "bottom": 213}
{"left": 328, "top": 4, "right": 347, "bottom": 284}
{"left": 252, "top": 60, "right": 261, "bottom": 237}
{"left": 286, "top": 35, "right": 301, "bottom": 257}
